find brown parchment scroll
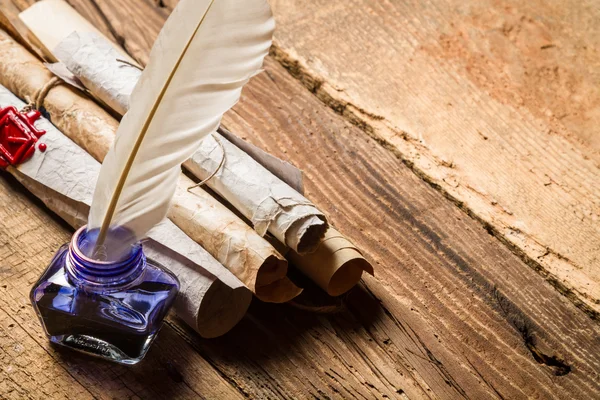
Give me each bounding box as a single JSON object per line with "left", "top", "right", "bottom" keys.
{"left": 0, "top": 84, "right": 251, "bottom": 338}
{"left": 0, "top": 28, "right": 301, "bottom": 303}
{"left": 288, "top": 229, "right": 374, "bottom": 296}
{"left": 14, "top": 0, "right": 375, "bottom": 297}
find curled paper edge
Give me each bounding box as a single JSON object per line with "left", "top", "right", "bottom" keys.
{"left": 288, "top": 228, "right": 374, "bottom": 296}
{"left": 0, "top": 26, "right": 300, "bottom": 304}
{"left": 0, "top": 85, "right": 250, "bottom": 338}
{"left": 36, "top": 24, "right": 319, "bottom": 254}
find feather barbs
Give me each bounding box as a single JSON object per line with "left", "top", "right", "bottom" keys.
{"left": 86, "top": 0, "right": 274, "bottom": 260}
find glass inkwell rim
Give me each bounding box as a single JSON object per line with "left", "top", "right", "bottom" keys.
{"left": 66, "top": 225, "right": 146, "bottom": 291}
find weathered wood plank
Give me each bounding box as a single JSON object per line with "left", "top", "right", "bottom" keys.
{"left": 2, "top": 0, "right": 600, "bottom": 399}
{"left": 218, "top": 56, "right": 600, "bottom": 399}
{"left": 0, "top": 174, "right": 244, "bottom": 400}
{"left": 25, "top": 0, "right": 600, "bottom": 397}
{"left": 264, "top": 0, "right": 600, "bottom": 315}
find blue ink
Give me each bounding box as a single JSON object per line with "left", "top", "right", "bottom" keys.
{"left": 30, "top": 226, "right": 180, "bottom": 364}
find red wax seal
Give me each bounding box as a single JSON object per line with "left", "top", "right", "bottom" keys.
{"left": 38, "top": 143, "right": 47, "bottom": 152}
{"left": 0, "top": 106, "right": 45, "bottom": 169}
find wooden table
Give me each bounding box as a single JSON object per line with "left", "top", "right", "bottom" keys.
{"left": 1, "top": 0, "right": 599, "bottom": 398}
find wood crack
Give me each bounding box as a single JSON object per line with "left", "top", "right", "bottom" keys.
{"left": 464, "top": 358, "right": 505, "bottom": 400}
{"left": 269, "top": 43, "right": 600, "bottom": 322}
{"left": 491, "top": 286, "right": 572, "bottom": 376}
{"left": 347, "top": 178, "right": 574, "bottom": 384}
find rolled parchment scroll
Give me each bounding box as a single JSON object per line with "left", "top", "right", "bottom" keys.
{"left": 18, "top": 0, "right": 135, "bottom": 64}
{"left": 0, "top": 86, "right": 250, "bottom": 338}
{"left": 288, "top": 229, "right": 374, "bottom": 296}
{"left": 51, "top": 28, "right": 329, "bottom": 255}
{"left": 15, "top": 0, "right": 375, "bottom": 295}
{"left": 54, "top": 32, "right": 138, "bottom": 116}
{"left": 51, "top": 32, "right": 375, "bottom": 295}
{"left": 0, "top": 28, "right": 300, "bottom": 302}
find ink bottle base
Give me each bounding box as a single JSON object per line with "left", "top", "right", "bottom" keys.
{"left": 30, "top": 227, "right": 180, "bottom": 365}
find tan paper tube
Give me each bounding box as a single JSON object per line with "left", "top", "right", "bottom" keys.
{"left": 18, "top": 0, "right": 135, "bottom": 64}
{"left": 0, "top": 86, "right": 250, "bottom": 338}
{"left": 16, "top": 0, "right": 374, "bottom": 296}
{"left": 31, "top": 2, "right": 329, "bottom": 255}
{"left": 52, "top": 34, "right": 375, "bottom": 295}
{"left": 288, "top": 229, "right": 374, "bottom": 296}
{"left": 0, "top": 28, "right": 301, "bottom": 302}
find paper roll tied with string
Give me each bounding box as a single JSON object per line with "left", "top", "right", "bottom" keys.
{"left": 0, "top": 25, "right": 300, "bottom": 303}
{"left": 0, "top": 85, "right": 251, "bottom": 338}
{"left": 12, "top": 0, "right": 374, "bottom": 297}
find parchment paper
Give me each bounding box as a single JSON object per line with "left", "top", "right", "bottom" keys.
{"left": 0, "top": 85, "right": 250, "bottom": 337}
{"left": 54, "top": 31, "right": 139, "bottom": 115}
{"left": 51, "top": 30, "right": 328, "bottom": 254}
{"left": 18, "top": 0, "right": 135, "bottom": 64}
{"left": 52, "top": 33, "right": 374, "bottom": 294}
{"left": 0, "top": 28, "right": 300, "bottom": 303}
{"left": 288, "top": 228, "right": 374, "bottom": 296}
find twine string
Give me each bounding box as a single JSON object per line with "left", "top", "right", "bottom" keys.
{"left": 187, "top": 134, "right": 226, "bottom": 191}
{"left": 116, "top": 58, "right": 143, "bottom": 71}
{"left": 21, "top": 77, "right": 61, "bottom": 113}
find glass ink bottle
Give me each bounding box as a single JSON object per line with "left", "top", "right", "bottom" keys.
{"left": 30, "top": 226, "right": 180, "bottom": 364}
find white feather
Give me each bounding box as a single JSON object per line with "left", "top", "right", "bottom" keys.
{"left": 87, "top": 0, "right": 274, "bottom": 256}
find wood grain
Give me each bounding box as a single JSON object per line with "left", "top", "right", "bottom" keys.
{"left": 0, "top": 174, "right": 244, "bottom": 400}
{"left": 1, "top": 0, "right": 600, "bottom": 399}
{"left": 220, "top": 56, "right": 600, "bottom": 399}
{"left": 263, "top": 0, "right": 600, "bottom": 315}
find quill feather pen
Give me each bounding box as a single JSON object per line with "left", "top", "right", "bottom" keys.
{"left": 87, "top": 0, "right": 274, "bottom": 258}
